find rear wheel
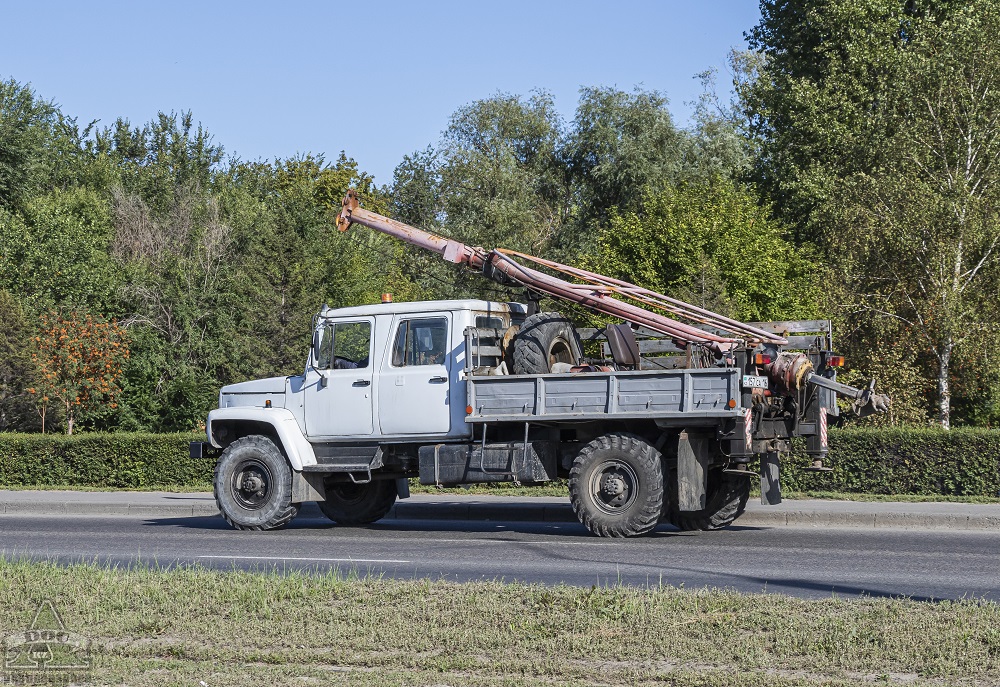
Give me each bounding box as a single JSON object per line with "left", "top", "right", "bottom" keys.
{"left": 319, "top": 479, "right": 398, "bottom": 525}
{"left": 666, "top": 472, "right": 750, "bottom": 531}
{"left": 214, "top": 435, "right": 299, "bottom": 530}
{"left": 512, "top": 311, "right": 582, "bottom": 374}
{"left": 569, "top": 433, "right": 663, "bottom": 537}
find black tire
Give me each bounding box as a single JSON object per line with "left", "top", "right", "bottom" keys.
{"left": 512, "top": 311, "right": 583, "bottom": 374}
{"left": 667, "top": 472, "right": 750, "bottom": 531}
{"left": 214, "top": 435, "right": 299, "bottom": 530}
{"left": 318, "top": 479, "right": 397, "bottom": 525}
{"left": 569, "top": 433, "right": 664, "bottom": 537}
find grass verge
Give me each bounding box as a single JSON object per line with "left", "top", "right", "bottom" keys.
{"left": 0, "top": 483, "right": 213, "bottom": 493}
{"left": 784, "top": 490, "right": 1000, "bottom": 504}
{"left": 1, "top": 559, "right": 998, "bottom": 686}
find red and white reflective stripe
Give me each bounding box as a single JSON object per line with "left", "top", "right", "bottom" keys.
{"left": 743, "top": 408, "right": 753, "bottom": 451}
{"left": 820, "top": 410, "right": 828, "bottom": 448}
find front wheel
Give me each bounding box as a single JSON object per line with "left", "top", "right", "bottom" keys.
{"left": 214, "top": 435, "right": 299, "bottom": 530}
{"left": 319, "top": 479, "right": 398, "bottom": 525}
{"left": 569, "top": 433, "right": 663, "bottom": 537}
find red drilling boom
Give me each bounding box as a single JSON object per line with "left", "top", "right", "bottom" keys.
{"left": 337, "top": 190, "right": 788, "bottom": 351}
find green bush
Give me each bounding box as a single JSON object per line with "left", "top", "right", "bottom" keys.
{"left": 0, "top": 427, "right": 998, "bottom": 497}
{"left": 783, "top": 427, "right": 1000, "bottom": 497}
{"left": 0, "top": 432, "right": 209, "bottom": 488}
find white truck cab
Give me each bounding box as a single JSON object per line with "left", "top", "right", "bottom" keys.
{"left": 209, "top": 299, "right": 524, "bottom": 448}
{"left": 197, "top": 299, "right": 528, "bottom": 531}
{"left": 300, "top": 299, "right": 518, "bottom": 442}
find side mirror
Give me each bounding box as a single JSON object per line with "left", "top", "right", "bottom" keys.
{"left": 312, "top": 328, "right": 330, "bottom": 388}
{"left": 312, "top": 330, "right": 322, "bottom": 363}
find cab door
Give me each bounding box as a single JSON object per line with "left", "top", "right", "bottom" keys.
{"left": 378, "top": 313, "right": 452, "bottom": 436}
{"left": 304, "top": 318, "right": 375, "bottom": 438}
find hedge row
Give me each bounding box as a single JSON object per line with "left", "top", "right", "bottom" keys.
{"left": 0, "top": 433, "right": 209, "bottom": 488}
{"left": 0, "top": 428, "right": 998, "bottom": 496}
{"left": 784, "top": 427, "right": 1000, "bottom": 497}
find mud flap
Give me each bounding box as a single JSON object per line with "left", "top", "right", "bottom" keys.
{"left": 291, "top": 471, "right": 326, "bottom": 503}
{"left": 760, "top": 451, "right": 782, "bottom": 505}
{"left": 396, "top": 477, "right": 411, "bottom": 499}
{"left": 676, "top": 431, "right": 709, "bottom": 511}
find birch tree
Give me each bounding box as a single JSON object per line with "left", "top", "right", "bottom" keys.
{"left": 833, "top": 4, "right": 1000, "bottom": 428}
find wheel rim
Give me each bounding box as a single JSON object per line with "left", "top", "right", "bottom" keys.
{"left": 589, "top": 461, "right": 638, "bottom": 514}
{"left": 547, "top": 338, "right": 575, "bottom": 368}
{"left": 232, "top": 459, "right": 274, "bottom": 510}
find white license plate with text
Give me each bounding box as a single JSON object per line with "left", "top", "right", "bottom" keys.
{"left": 742, "top": 375, "right": 769, "bottom": 389}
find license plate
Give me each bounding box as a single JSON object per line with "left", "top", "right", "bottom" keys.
{"left": 742, "top": 374, "right": 769, "bottom": 389}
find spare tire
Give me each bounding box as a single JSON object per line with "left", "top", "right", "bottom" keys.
{"left": 512, "top": 311, "right": 583, "bottom": 374}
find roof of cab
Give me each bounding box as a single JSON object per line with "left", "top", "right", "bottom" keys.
{"left": 318, "top": 299, "right": 526, "bottom": 319}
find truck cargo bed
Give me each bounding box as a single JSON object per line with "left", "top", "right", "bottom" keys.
{"left": 466, "top": 368, "right": 741, "bottom": 423}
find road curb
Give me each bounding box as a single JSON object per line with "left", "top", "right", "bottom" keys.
{"left": 2, "top": 494, "right": 999, "bottom": 530}
{"left": 737, "top": 509, "right": 1000, "bottom": 531}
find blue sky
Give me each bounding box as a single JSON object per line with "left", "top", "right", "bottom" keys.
{"left": 2, "top": 1, "right": 761, "bottom": 185}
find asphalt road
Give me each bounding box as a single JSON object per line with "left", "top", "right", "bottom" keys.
{"left": 2, "top": 511, "right": 999, "bottom": 601}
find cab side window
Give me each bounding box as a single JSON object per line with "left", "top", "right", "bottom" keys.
{"left": 315, "top": 321, "right": 371, "bottom": 370}
{"left": 333, "top": 321, "right": 371, "bottom": 369}
{"left": 475, "top": 316, "right": 505, "bottom": 329}
{"left": 391, "top": 317, "right": 448, "bottom": 367}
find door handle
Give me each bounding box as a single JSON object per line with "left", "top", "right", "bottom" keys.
{"left": 429, "top": 376, "right": 447, "bottom": 383}
{"left": 353, "top": 379, "right": 371, "bottom": 387}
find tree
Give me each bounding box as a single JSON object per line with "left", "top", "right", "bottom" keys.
{"left": 0, "top": 187, "right": 121, "bottom": 312}
{"left": 390, "top": 87, "right": 724, "bottom": 301}
{"left": 0, "top": 289, "right": 37, "bottom": 430}
{"left": 742, "top": 0, "right": 1000, "bottom": 427}
{"left": 680, "top": 65, "right": 753, "bottom": 182}
{"left": 28, "top": 311, "right": 129, "bottom": 434}
{"left": 94, "top": 110, "right": 224, "bottom": 216}
{"left": 588, "top": 180, "right": 817, "bottom": 323}
{"left": 0, "top": 81, "right": 407, "bottom": 433}
{"left": 391, "top": 147, "right": 441, "bottom": 231}
{"left": 107, "top": 144, "right": 412, "bottom": 431}
{"left": 0, "top": 79, "right": 106, "bottom": 211}
{"left": 226, "top": 153, "right": 406, "bottom": 378}
{"left": 110, "top": 180, "right": 236, "bottom": 430}
{"left": 388, "top": 92, "right": 568, "bottom": 302}
{"left": 827, "top": 4, "right": 1000, "bottom": 428}
{"left": 565, "top": 87, "right": 684, "bottom": 224}
{"left": 0, "top": 79, "right": 67, "bottom": 209}
{"left": 439, "top": 91, "right": 567, "bottom": 253}
{"left": 742, "top": 0, "right": 970, "bottom": 241}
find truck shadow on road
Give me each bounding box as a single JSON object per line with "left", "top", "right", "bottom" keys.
{"left": 140, "top": 514, "right": 771, "bottom": 539}
{"left": 140, "top": 514, "right": 613, "bottom": 537}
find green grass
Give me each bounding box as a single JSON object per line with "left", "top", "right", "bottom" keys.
{"left": 1, "top": 559, "right": 998, "bottom": 686}
{"left": 0, "top": 483, "right": 213, "bottom": 493}
{"left": 411, "top": 483, "right": 1000, "bottom": 504}
{"left": 408, "top": 479, "right": 571, "bottom": 497}
{"left": 783, "top": 490, "right": 1000, "bottom": 504}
